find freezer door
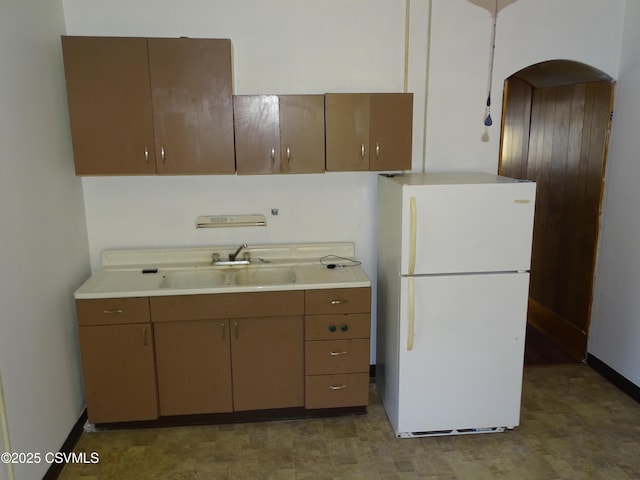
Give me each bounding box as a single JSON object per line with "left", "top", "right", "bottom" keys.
{"left": 396, "top": 273, "right": 529, "bottom": 435}
{"left": 400, "top": 181, "right": 536, "bottom": 275}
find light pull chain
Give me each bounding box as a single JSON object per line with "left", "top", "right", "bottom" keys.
{"left": 484, "top": 0, "right": 498, "bottom": 127}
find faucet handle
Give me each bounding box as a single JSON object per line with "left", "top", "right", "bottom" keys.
{"left": 211, "top": 253, "right": 221, "bottom": 264}
{"left": 243, "top": 251, "right": 251, "bottom": 262}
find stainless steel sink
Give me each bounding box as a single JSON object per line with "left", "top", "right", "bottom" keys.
{"left": 159, "top": 270, "right": 229, "bottom": 289}
{"left": 233, "top": 267, "right": 296, "bottom": 286}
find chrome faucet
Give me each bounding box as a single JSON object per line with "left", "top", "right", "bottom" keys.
{"left": 229, "top": 243, "right": 248, "bottom": 261}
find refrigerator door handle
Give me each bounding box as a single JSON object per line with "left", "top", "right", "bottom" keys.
{"left": 407, "top": 276, "right": 415, "bottom": 351}
{"left": 409, "top": 196, "right": 417, "bottom": 275}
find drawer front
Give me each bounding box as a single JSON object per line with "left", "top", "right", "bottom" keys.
{"left": 76, "top": 297, "right": 150, "bottom": 326}
{"left": 150, "top": 290, "right": 304, "bottom": 322}
{"left": 305, "top": 287, "right": 371, "bottom": 315}
{"left": 305, "top": 373, "right": 369, "bottom": 409}
{"left": 305, "top": 313, "right": 370, "bottom": 341}
{"left": 305, "top": 339, "right": 369, "bottom": 375}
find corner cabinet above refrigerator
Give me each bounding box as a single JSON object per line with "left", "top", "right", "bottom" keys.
{"left": 376, "top": 172, "right": 536, "bottom": 437}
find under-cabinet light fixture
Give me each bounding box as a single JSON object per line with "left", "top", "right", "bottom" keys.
{"left": 196, "top": 214, "right": 267, "bottom": 228}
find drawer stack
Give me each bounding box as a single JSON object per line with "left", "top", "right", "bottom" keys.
{"left": 304, "top": 287, "right": 371, "bottom": 409}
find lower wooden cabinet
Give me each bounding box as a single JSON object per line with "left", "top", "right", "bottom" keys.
{"left": 76, "top": 287, "right": 370, "bottom": 424}
{"left": 154, "top": 319, "right": 233, "bottom": 416}
{"left": 76, "top": 297, "right": 158, "bottom": 424}
{"left": 150, "top": 291, "right": 304, "bottom": 415}
{"left": 305, "top": 373, "right": 370, "bottom": 409}
{"left": 304, "top": 288, "right": 372, "bottom": 409}
{"left": 231, "top": 316, "right": 304, "bottom": 411}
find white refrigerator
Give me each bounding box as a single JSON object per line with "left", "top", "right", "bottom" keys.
{"left": 376, "top": 172, "right": 536, "bottom": 437}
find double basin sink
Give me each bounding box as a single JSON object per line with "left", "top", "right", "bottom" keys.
{"left": 159, "top": 265, "right": 296, "bottom": 290}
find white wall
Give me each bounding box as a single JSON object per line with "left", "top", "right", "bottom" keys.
{"left": 425, "top": 0, "right": 623, "bottom": 172}
{"left": 589, "top": 1, "right": 640, "bottom": 387}
{"left": 62, "top": 0, "right": 625, "bottom": 363}
{"left": 0, "top": 1, "right": 90, "bottom": 479}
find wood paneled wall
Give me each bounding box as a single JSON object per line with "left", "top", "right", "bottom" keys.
{"left": 500, "top": 76, "right": 613, "bottom": 360}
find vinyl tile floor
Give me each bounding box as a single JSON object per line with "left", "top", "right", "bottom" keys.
{"left": 58, "top": 365, "right": 640, "bottom": 480}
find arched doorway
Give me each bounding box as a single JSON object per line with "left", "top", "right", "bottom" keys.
{"left": 499, "top": 60, "right": 615, "bottom": 362}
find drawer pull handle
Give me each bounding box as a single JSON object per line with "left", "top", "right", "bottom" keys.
{"left": 330, "top": 299, "right": 347, "bottom": 305}
{"left": 329, "top": 325, "right": 337, "bottom": 332}
{"left": 330, "top": 351, "right": 348, "bottom": 356}
{"left": 329, "top": 384, "right": 347, "bottom": 390}
{"left": 341, "top": 324, "right": 348, "bottom": 332}
{"left": 103, "top": 309, "right": 124, "bottom": 314}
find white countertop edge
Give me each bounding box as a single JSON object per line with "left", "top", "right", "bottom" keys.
{"left": 74, "top": 278, "right": 372, "bottom": 299}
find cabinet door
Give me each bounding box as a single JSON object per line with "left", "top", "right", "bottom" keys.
{"left": 231, "top": 316, "right": 304, "bottom": 411}
{"left": 78, "top": 323, "right": 158, "bottom": 423}
{"left": 369, "top": 93, "right": 413, "bottom": 171}
{"left": 61, "top": 36, "right": 156, "bottom": 175}
{"left": 234, "top": 95, "right": 281, "bottom": 174}
{"left": 154, "top": 320, "right": 232, "bottom": 415}
{"left": 148, "top": 38, "right": 235, "bottom": 174}
{"left": 279, "top": 95, "right": 325, "bottom": 174}
{"left": 325, "top": 93, "right": 370, "bottom": 171}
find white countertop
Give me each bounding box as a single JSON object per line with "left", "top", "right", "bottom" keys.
{"left": 74, "top": 242, "right": 371, "bottom": 299}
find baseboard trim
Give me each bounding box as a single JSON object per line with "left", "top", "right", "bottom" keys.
{"left": 43, "top": 408, "right": 87, "bottom": 480}
{"left": 587, "top": 353, "right": 640, "bottom": 404}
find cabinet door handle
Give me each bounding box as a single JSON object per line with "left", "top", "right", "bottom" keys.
{"left": 376, "top": 142, "right": 380, "bottom": 158}
{"left": 142, "top": 327, "right": 148, "bottom": 346}
{"left": 360, "top": 143, "right": 365, "bottom": 159}
{"left": 220, "top": 322, "right": 226, "bottom": 340}
{"left": 329, "top": 384, "right": 347, "bottom": 390}
{"left": 144, "top": 146, "right": 149, "bottom": 163}
{"left": 161, "top": 146, "right": 166, "bottom": 163}
{"left": 270, "top": 146, "right": 275, "bottom": 163}
{"left": 407, "top": 276, "right": 415, "bottom": 351}
{"left": 286, "top": 145, "right": 291, "bottom": 162}
{"left": 234, "top": 320, "right": 238, "bottom": 339}
{"left": 102, "top": 309, "right": 123, "bottom": 314}
{"left": 330, "top": 351, "right": 348, "bottom": 356}
{"left": 330, "top": 299, "right": 347, "bottom": 305}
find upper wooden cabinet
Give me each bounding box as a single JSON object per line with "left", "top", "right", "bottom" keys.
{"left": 325, "top": 93, "right": 413, "bottom": 172}
{"left": 61, "top": 36, "right": 235, "bottom": 175}
{"left": 233, "top": 95, "right": 325, "bottom": 174}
